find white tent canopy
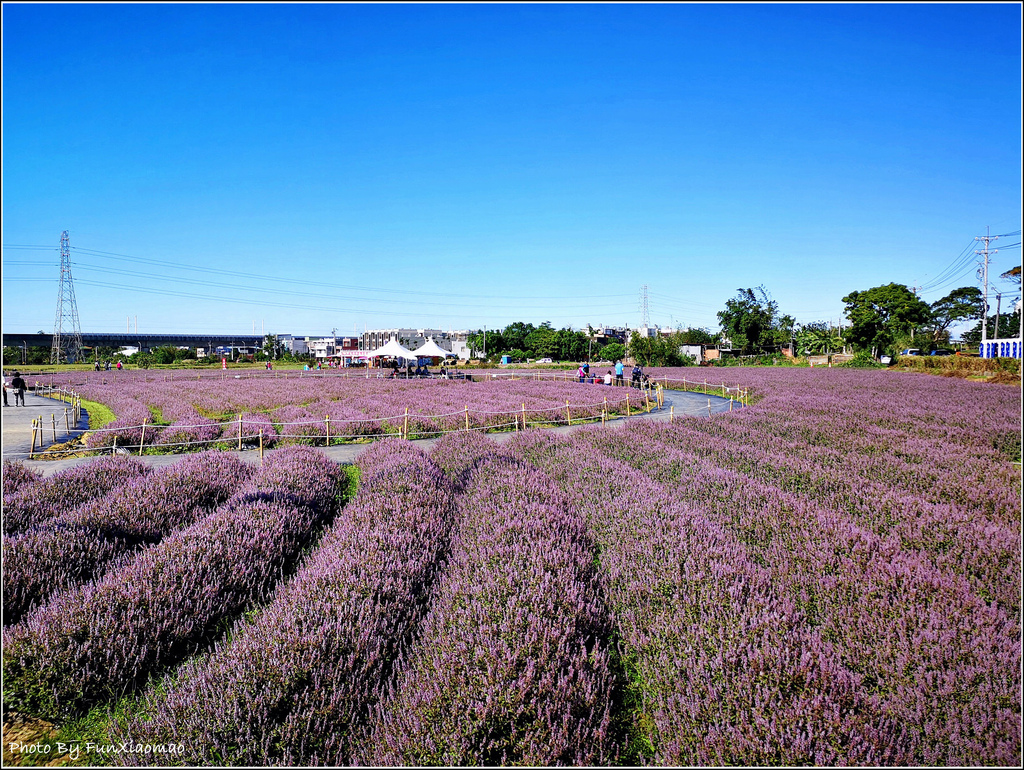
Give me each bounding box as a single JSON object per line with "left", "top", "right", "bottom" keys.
{"left": 366, "top": 338, "right": 417, "bottom": 359}
{"left": 411, "top": 337, "right": 456, "bottom": 358}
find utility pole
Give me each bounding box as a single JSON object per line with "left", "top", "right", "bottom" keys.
{"left": 51, "top": 230, "right": 84, "bottom": 364}
{"left": 975, "top": 226, "right": 999, "bottom": 346}
{"left": 994, "top": 293, "right": 1002, "bottom": 341}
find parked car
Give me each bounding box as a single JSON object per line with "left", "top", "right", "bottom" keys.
{"left": 930, "top": 349, "right": 954, "bottom": 356}
{"left": 899, "top": 349, "right": 921, "bottom": 356}
{"left": 536, "top": 357, "right": 553, "bottom": 364}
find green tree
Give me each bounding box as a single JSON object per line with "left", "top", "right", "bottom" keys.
{"left": 526, "top": 322, "right": 557, "bottom": 358}
{"left": 795, "top": 322, "right": 845, "bottom": 355}
{"left": 717, "top": 286, "right": 786, "bottom": 353}
{"left": 151, "top": 346, "right": 178, "bottom": 365}
{"left": 962, "top": 309, "right": 1022, "bottom": 344}
{"left": 467, "top": 330, "right": 506, "bottom": 359}
{"left": 600, "top": 342, "right": 626, "bottom": 362}
{"left": 927, "top": 287, "right": 982, "bottom": 343}
{"left": 842, "top": 283, "right": 932, "bottom": 357}
{"left": 262, "top": 334, "right": 285, "bottom": 360}
{"left": 677, "top": 327, "right": 716, "bottom": 345}
{"left": 502, "top": 322, "right": 535, "bottom": 352}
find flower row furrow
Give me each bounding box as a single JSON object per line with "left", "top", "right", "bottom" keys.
{"left": 1, "top": 446, "right": 348, "bottom": 721}
{"left": 359, "top": 451, "right": 616, "bottom": 766}
{"left": 3, "top": 452, "right": 250, "bottom": 626}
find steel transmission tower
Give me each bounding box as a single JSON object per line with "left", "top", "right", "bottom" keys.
{"left": 51, "top": 230, "right": 84, "bottom": 364}
{"left": 639, "top": 284, "right": 650, "bottom": 327}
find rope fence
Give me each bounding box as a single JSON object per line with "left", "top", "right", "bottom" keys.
{"left": 31, "top": 368, "right": 751, "bottom": 399}
{"left": 19, "top": 375, "right": 750, "bottom": 461}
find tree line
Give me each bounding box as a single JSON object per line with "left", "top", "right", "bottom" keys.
{"left": 6, "top": 269, "right": 1019, "bottom": 367}
{"left": 717, "top": 273, "right": 1020, "bottom": 359}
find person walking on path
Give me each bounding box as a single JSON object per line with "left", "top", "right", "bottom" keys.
{"left": 631, "top": 363, "right": 642, "bottom": 389}
{"left": 11, "top": 371, "right": 27, "bottom": 407}
{"left": 2, "top": 372, "right": 8, "bottom": 407}
{"left": 614, "top": 360, "right": 624, "bottom": 387}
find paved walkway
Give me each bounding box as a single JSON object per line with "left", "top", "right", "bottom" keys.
{"left": 2, "top": 392, "right": 89, "bottom": 461}
{"left": 3, "top": 389, "right": 739, "bottom": 478}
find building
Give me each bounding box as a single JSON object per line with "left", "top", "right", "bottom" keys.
{"left": 277, "top": 334, "right": 309, "bottom": 356}
{"left": 307, "top": 336, "right": 360, "bottom": 363}
{"left": 359, "top": 329, "right": 472, "bottom": 360}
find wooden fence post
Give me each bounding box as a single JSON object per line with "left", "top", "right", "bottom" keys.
{"left": 522, "top": 403, "right": 527, "bottom": 430}
{"left": 52, "top": 413, "right": 58, "bottom": 442}
{"left": 565, "top": 400, "right": 571, "bottom": 425}
{"left": 326, "top": 415, "right": 331, "bottom": 446}
{"left": 730, "top": 397, "right": 734, "bottom": 412}
{"left": 465, "top": 405, "right": 470, "bottom": 431}
{"left": 625, "top": 394, "right": 630, "bottom": 417}
{"left": 707, "top": 398, "right": 712, "bottom": 417}
{"left": 64, "top": 408, "right": 70, "bottom": 432}
{"left": 670, "top": 405, "right": 674, "bottom": 422}
{"left": 139, "top": 418, "right": 147, "bottom": 455}
{"left": 259, "top": 429, "right": 264, "bottom": 463}
{"left": 29, "top": 419, "right": 37, "bottom": 459}
{"left": 238, "top": 415, "right": 243, "bottom": 450}
{"left": 404, "top": 408, "right": 409, "bottom": 440}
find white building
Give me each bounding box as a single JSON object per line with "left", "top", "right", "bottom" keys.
{"left": 359, "top": 329, "right": 472, "bottom": 359}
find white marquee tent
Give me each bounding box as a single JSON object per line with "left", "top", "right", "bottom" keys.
{"left": 411, "top": 337, "right": 456, "bottom": 358}
{"left": 364, "top": 338, "right": 417, "bottom": 359}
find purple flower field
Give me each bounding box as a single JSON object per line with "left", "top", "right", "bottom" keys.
{"left": 2, "top": 368, "right": 1019, "bottom": 766}
{"left": 50, "top": 370, "right": 642, "bottom": 450}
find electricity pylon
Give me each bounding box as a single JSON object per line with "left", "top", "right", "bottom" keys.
{"left": 51, "top": 230, "right": 84, "bottom": 364}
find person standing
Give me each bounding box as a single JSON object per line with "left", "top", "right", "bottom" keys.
{"left": 11, "top": 371, "right": 27, "bottom": 407}
{"left": 614, "top": 360, "right": 624, "bottom": 387}
{"left": 2, "top": 372, "right": 8, "bottom": 407}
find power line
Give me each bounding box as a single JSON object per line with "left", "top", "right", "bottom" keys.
{"left": 66, "top": 245, "right": 634, "bottom": 303}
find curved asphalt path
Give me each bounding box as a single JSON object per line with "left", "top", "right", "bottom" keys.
{"left": 3, "top": 388, "right": 738, "bottom": 478}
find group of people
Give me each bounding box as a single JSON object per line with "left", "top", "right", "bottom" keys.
{"left": 389, "top": 361, "right": 449, "bottom": 379}
{"left": 3, "top": 371, "right": 28, "bottom": 407}
{"left": 575, "top": 360, "right": 648, "bottom": 389}
{"left": 93, "top": 360, "right": 121, "bottom": 371}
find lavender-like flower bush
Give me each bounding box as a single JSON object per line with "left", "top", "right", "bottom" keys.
{"left": 359, "top": 454, "right": 617, "bottom": 766}
{"left": 2, "top": 447, "right": 348, "bottom": 720}
{"left": 3, "top": 452, "right": 250, "bottom": 625}
{"left": 114, "top": 440, "right": 454, "bottom": 766}
{"left": 2, "top": 457, "right": 150, "bottom": 535}
{"left": 3, "top": 367, "right": 1018, "bottom": 766}
{"left": 2, "top": 460, "right": 42, "bottom": 497}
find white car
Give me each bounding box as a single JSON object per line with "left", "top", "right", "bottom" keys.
{"left": 536, "top": 357, "right": 553, "bottom": 364}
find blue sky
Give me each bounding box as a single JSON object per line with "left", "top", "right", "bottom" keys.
{"left": 3, "top": 3, "right": 1021, "bottom": 337}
